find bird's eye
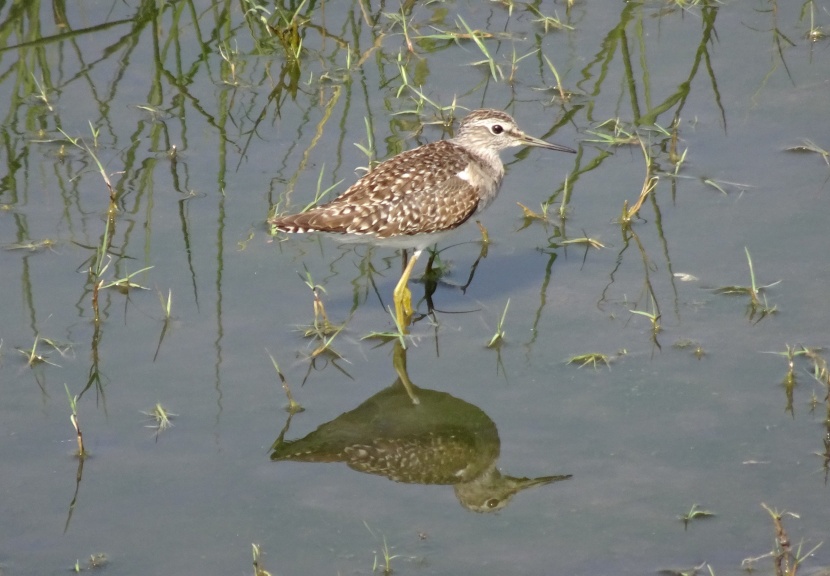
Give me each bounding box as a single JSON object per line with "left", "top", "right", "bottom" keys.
{"left": 491, "top": 124, "right": 504, "bottom": 135}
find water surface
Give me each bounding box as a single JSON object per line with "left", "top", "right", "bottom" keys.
{"left": 1, "top": 2, "right": 829, "bottom": 575}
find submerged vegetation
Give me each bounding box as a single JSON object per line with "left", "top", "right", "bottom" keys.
{"left": 0, "top": 0, "right": 828, "bottom": 575}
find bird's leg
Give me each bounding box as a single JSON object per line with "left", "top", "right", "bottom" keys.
{"left": 422, "top": 251, "right": 438, "bottom": 315}
{"left": 394, "top": 249, "right": 421, "bottom": 328}
{"left": 392, "top": 340, "right": 419, "bottom": 405}
{"left": 476, "top": 220, "right": 490, "bottom": 254}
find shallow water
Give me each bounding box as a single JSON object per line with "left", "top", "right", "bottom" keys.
{"left": 1, "top": 2, "right": 829, "bottom": 575}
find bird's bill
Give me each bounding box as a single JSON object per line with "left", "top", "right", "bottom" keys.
{"left": 518, "top": 132, "right": 577, "bottom": 154}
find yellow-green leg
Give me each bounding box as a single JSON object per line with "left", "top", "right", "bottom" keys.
{"left": 393, "top": 249, "right": 421, "bottom": 328}
{"left": 392, "top": 340, "right": 419, "bottom": 405}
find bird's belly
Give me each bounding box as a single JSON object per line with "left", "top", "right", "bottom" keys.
{"left": 312, "top": 227, "right": 464, "bottom": 252}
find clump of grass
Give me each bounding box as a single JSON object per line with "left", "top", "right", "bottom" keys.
{"left": 374, "top": 536, "right": 397, "bottom": 575}
{"left": 677, "top": 503, "right": 715, "bottom": 529}
{"left": 584, "top": 118, "right": 640, "bottom": 146}
{"left": 655, "top": 561, "right": 712, "bottom": 576}
{"left": 382, "top": 5, "right": 416, "bottom": 53}
{"left": 528, "top": 5, "right": 574, "bottom": 33}
{"left": 65, "top": 385, "right": 87, "bottom": 458}
{"left": 158, "top": 289, "right": 172, "bottom": 320}
{"left": 301, "top": 165, "right": 343, "bottom": 213}
{"left": 801, "top": 346, "right": 828, "bottom": 386}
{"left": 559, "top": 174, "right": 571, "bottom": 219}
{"left": 785, "top": 139, "right": 829, "bottom": 165}
{"left": 300, "top": 273, "right": 328, "bottom": 327}
{"left": 807, "top": 26, "right": 827, "bottom": 41}
{"left": 393, "top": 53, "right": 460, "bottom": 118}
{"left": 517, "top": 201, "right": 552, "bottom": 229}
{"left": 701, "top": 178, "right": 731, "bottom": 195}
{"left": 353, "top": 117, "right": 378, "bottom": 171}
{"left": 72, "top": 553, "right": 107, "bottom": 572}
{"left": 58, "top": 124, "right": 115, "bottom": 201}
{"left": 237, "top": 229, "right": 255, "bottom": 251}
{"left": 629, "top": 295, "right": 661, "bottom": 335}
{"left": 97, "top": 262, "right": 153, "bottom": 293}
{"left": 763, "top": 345, "right": 830, "bottom": 419}
{"left": 364, "top": 522, "right": 412, "bottom": 576}
{"left": 505, "top": 45, "right": 539, "bottom": 85}
{"left": 218, "top": 41, "right": 242, "bottom": 86}
{"left": 59, "top": 122, "right": 130, "bottom": 324}
{"left": 487, "top": 299, "right": 510, "bottom": 349}
{"left": 666, "top": 118, "right": 686, "bottom": 169}
{"left": 741, "top": 503, "right": 824, "bottom": 576}
{"left": 3, "top": 238, "right": 60, "bottom": 252}
{"left": 295, "top": 271, "right": 348, "bottom": 360}
{"left": 393, "top": 58, "right": 427, "bottom": 111}
{"left": 558, "top": 236, "right": 606, "bottom": 249}
{"left": 543, "top": 54, "right": 573, "bottom": 103}
{"left": 252, "top": 543, "right": 273, "bottom": 576}
{"left": 268, "top": 163, "right": 343, "bottom": 227}
{"left": 712, "top": 247, "right": 779, "bottom": 322}
{"left": 142, "top": 403, "right": 177, "bottom": 440}
{"left": 31, "top": 73, "right": 55, "bottom": 112}
{"left": 802, "top": 0, "right": 828, "bottom": 41}
{"left": 18, "top": 335, "right": 63, "bottom": 368}
{"left": 763, "top": 343, "right": 801, "bottom": 384}
{"left": 566, "top": 352, "right": 617, "bottom": 370}
{"left": 271, "top": 0, "right": 309, "bottom": 63}
{"left": 363, "top": 306, "right": 410, "bottom": 350}
{"left": 621, "top": 138, "right": 658, "bottom": 224}
{"left": 456, "top": 16, "right": 499, "bottom": 81}
{"left": 269, "top": 165, "right": 343, "bottom": 232}
{"left": 153, "top": 289, "right": 174, "bottom": 362}
{"left": 267, "top": 352, "right": 304, "bottom": 414}
{"left": 673, "top": 339, "right": 705, "bottom": 359}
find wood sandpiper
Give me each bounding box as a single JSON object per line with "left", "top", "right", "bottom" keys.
{"left": 269, "top": 109, "right": 576, "bottom": 326}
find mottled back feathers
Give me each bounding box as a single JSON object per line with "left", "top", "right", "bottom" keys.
{"left": 271, "top": 139, "right": 491, "bottom": 238}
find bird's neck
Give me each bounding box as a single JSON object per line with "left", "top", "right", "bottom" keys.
{"left": 453, "top": 142, "right": 505, "bottom": 211}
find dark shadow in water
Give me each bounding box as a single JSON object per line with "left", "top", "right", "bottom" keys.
{"left": 271, "top": 342, "right": 570, "bottom": 512}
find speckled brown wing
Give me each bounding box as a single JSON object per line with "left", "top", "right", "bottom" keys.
{"left": 270, "top": 141, "right": 482, "bottom": 238}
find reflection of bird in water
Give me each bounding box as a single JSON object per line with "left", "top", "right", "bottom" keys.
{"left": 271, "top": 343, "right": 570, "bottom": 512}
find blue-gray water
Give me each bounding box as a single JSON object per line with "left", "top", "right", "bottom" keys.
{"left": 1, "top": 2, "right": 829, "bottom": 575}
